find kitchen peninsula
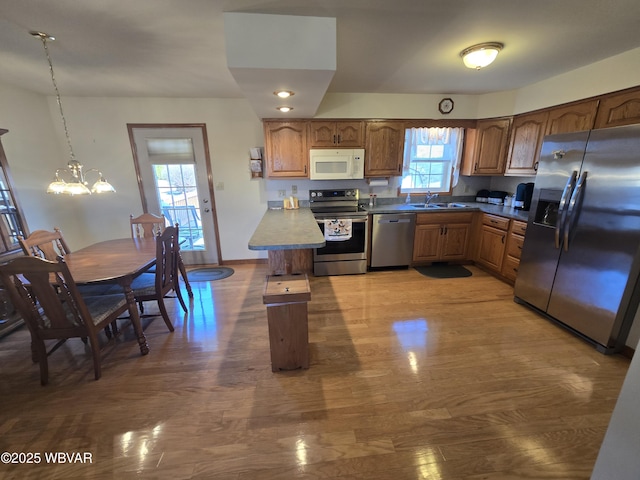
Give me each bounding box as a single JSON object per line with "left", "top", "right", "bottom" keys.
{"left": 248, "top": 207, "right": 324, "bottom": 274}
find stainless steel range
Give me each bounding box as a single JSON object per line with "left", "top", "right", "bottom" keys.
{"left": 309, "top": 188, "right": 368, "bottom": 276}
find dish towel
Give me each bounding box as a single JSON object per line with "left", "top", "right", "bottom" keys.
{"left": 324, "top": 219, "right": 352, "bottom": 241}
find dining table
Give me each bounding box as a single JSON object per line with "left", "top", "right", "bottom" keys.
{"left": 62, "top": 237, "right": 158, "bottom": 355}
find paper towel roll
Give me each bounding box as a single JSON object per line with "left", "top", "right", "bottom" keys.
{"left": 368, "top": 179, "right": 389, "bottom": 187}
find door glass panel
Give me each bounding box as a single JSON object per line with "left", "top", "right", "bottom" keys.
{"left": 153, "top": 164, "right": 204, "bottom": 251}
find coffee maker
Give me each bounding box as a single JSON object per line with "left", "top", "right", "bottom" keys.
{"left": 514, "top": 182, "right": 534, "bottom": 211}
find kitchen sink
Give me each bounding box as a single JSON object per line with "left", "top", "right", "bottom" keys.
{"left": 409, "top": 204, "right": 441, "bottom": 209}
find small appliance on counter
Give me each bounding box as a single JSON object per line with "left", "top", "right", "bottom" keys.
{"left": 475, "top": 189, "right": 490, "bottom": 203}
{"left": 488, "top": 191, "right": 508, "bottom": 205}
{"left": 514, "top": 182, "right": 535, "bottom": 210}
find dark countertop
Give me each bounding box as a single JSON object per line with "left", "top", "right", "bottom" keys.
{"left": 360, "top": 202, "right": 531, "bottom": 222}
{"left": 248, "top": 207, "right": 325, "bottom": 250}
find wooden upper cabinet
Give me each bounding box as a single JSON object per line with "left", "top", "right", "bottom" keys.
{"left": 263, "top": 121, "right": 309, "bottom": 178}
{"left": 594, "top": 88, "right": 640, "bottom": 129}
{"left": 461, "top": 118, "right": 512, "bottom": 176}
{"left": 505, "top": 110, "right": 549, "bottom": 176}
{"left": 545, "top": 100, "right": 598, "bottom": 135}
{"left": 364, "top": 121, "right": 405, "bottom": 177}
{"left": 309, "top": 121, "right": 364, "bottom": 148}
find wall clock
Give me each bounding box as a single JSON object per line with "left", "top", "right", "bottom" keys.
{"left": 438, "top": 98, "right": 454, "bottom": 114}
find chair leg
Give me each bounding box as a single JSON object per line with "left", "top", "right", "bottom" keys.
{"left": 156, "top": 298, "right": 175, "bottom": 332}
{"left": 173, "top": 278, "right": 188, "bottom": 313}
{"left": 87, "top": 332, "right": 102, "bottom": 381}
{"left": 34, "top": 339, "right": 48, "bottom": 386}
{"left": 178, "top": 255, "right": 193, "bottom": 298}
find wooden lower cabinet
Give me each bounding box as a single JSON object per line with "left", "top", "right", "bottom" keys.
{"left": 412, "top": 212, "right": 473, "bottom": 263}
{"left": 501, "top": 220, "right": 527, "bottom": 282}
{"left": 475, "top": 214, "right": 509, "bottom": 272}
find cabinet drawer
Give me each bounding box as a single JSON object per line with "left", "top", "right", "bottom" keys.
{"left": 416, "top": 212, "right": 474, "bottom": 225}
{"left": 482, "top": 214, "right": 510, "bottom": 231}
{"left": 511, "top": 220, "right": 527, "bottom": 235}
{"left": 507, "top": 233, "right": 525, "bottom": 259}
{"left": 502, "top": 255, "right": 520, "bottom": 281}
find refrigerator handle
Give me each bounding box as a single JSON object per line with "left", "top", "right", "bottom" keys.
{"left": 563, "top": 171, "right": 588, "bottom": 252}
{"left": 556, "top": 170, "right": 578, "bottom": 249}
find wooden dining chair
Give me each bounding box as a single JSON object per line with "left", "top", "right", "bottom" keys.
{"left": 130, "top": 213, "right": 193, "bottom": 302}
{"left": 18, "top": 227, "right": 70, "bottom": 260}
{"left": 128, "top": 225, "right": 184, "bottom": 330}
{"left": 0, "top": 256, "right": 132, "bottom": 385}
{"left": 18, "top": 227, "right": 114, "bottom": 297}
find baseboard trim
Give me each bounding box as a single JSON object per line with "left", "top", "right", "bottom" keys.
{"left": 220, "top": 258, "right": 268, "bottom": 266}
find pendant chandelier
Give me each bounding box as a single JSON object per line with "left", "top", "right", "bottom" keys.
{"left": 31, "top": 31, "right": 115, "bottom": 195}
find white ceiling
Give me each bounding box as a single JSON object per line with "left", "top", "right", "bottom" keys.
{"left": 2, "top": 0, "right": 640, "bottom": 118}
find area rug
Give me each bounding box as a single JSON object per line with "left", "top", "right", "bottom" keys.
{"left": 187, "top": 267, "right": 234, "bottom": 281}
{"left": 415, "top": 264, "right": 472, "bottom": 279}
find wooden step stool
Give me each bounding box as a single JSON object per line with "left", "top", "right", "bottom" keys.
{"left": 262, "top": 273, "right": 311, "bottom": 372}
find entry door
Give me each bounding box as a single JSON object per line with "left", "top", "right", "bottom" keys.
{"left": 128, "top": 124, "right": 220, "bottom": 265}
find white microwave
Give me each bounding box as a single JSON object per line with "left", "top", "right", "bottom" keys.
{"left": 309, "top": 149, "right": 365, "bottom": 180}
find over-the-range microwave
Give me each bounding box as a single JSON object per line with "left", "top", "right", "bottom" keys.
{"left": 309, "top": 148, "right": 365, "bottom": 180}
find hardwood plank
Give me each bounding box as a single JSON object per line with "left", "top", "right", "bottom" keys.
{"left": 0, "top": 264, "right": 630, "bottom": 479}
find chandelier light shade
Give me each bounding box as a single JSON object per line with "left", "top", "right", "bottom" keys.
{"left": 460, "top": 42, "right": 504, "bottom": 69}
{"left": 31, "top": 31, "right": 115, "bottom": 195}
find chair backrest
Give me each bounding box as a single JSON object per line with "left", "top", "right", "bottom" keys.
{"left": 0, "top": 256, "right": 92, "bottom": 337}
{"left": 154, "top": 225, "right": 181, "bottom": 294}
{"left": 130, "top": 213, "right": 166, "bottom": 238}
{"left": 18, "top": 228, "right": 71, "bottom": 261}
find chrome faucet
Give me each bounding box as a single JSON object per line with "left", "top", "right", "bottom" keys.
{"left": 424, "top": 191, "right": 438, "bottom": 206}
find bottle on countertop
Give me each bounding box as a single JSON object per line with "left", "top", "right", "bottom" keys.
{"left": 406, "top": 193, "right": 411, "bottom": 204}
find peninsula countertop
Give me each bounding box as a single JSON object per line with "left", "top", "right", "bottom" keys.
{"left": 248, "top": 207, "right": 325, "bottom": 251}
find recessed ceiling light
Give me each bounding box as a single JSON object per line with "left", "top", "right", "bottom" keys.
{"left": 274, "top": 90, "right": 294, "bottom": 98}
{"left": 277, "top": 106, "right": 293, "bottom": 112}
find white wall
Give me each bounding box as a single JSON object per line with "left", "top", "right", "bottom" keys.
{"left": 0, "top": 92, "right": 266, "bottom": 261}
{"left": 0, "top": 82, "right": 84, "bottom": 236}
{"left": 591, "top": 336, "right": 640, "bottom": 480}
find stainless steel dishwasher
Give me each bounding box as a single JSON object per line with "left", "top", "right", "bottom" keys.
{"left": 370, "top": 213, "right": 416, "bottom": 268}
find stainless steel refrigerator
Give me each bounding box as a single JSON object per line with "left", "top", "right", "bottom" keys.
{"left": 514, "top": 124, "right": 640, "bottom": 353}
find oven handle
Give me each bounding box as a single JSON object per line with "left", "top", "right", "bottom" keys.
{"left": 316, "top": 218, "right": 368, "bottom": 224}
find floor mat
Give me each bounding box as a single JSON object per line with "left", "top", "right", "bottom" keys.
{"left": 187, "top": 267, "right": 234, "bottom": 281}
{"left": 415, "top": 264, "right": 472, "bottom": 279}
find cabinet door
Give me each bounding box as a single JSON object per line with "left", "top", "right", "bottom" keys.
{"left": 440, "top": 224, "right": 470, "bottom": 260}
{"left": 364, "top": 121, "right": 405, "bottom": 177}
{"left": 594, "top": 88, "right": 640, "bottom": 129}
{"left": 465, "top": 118, "right": 512, "bottom": 175}
{"left": 308, "top": 122, "right": 336, "bottom": 147}
{"left": 308, "top": 121, "right": 364, "bottom": 148}
{"left": 412, "top": 224, "right": 441, "bottom": 262}
{"left": 505, "top": 111, "right": 549, "bottom": 176}
{"left": 476, "top": 225, "right": 507, "bottom": 271}
{"left": 263, "top": 121, "right": 308, "bottom": 178}
{"left": 545, "top": 100, "right": 598, "bottom": 135}
{"left": 335, "top": 121, "right": 364, "bottom": 147}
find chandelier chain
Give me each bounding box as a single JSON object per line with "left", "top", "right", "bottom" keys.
{"left": 39, "top": 35, "right": 76, "bottom": 162}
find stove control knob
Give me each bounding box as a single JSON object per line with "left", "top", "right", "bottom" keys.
{"left": 317, "top": 192, "right": 322, "bottom": 197}
{"left": 310, "top": 192, "right": 316, "bottom": 197}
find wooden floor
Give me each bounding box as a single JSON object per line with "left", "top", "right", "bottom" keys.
{"left": 0, "top": 264, "right": 631, "bottom": 479}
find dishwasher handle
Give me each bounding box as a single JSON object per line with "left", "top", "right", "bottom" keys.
{"left": 377, "top": 218, "right": 413, "bottom": 224}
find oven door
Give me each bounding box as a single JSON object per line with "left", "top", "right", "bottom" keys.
{"left": 314, "top": 216, "right": 368, "bottom": 262}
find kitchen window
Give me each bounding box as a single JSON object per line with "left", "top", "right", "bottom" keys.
{"left": 400, "top": 127, "right": 464, "bottom": 195}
